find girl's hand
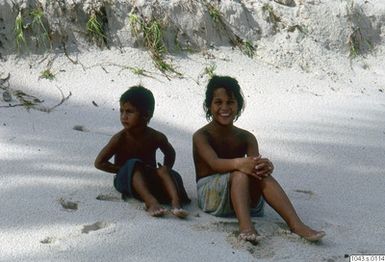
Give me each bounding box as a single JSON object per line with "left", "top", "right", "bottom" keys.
{"left": 236, "top": 156, "right": 261, "bottom": 179}
{"left": 254, "top": 157, "right": 274, "bottom": 179}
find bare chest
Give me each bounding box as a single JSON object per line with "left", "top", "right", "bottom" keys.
{"left": 210, "top": 135, "right": 246, "bottom": 158}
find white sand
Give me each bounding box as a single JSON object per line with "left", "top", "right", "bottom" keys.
{"left": 1, "top": 46, "right": 384, "bottom": 261}
{"left": 1, "top": 0, "right": 385, "bottom": 261}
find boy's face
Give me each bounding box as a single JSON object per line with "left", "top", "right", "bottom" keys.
{"left": 210, "top": 88, "right": 238, "bottom": 126}
{"left": 120, "top": 102, "right": 145, "bottom": 130}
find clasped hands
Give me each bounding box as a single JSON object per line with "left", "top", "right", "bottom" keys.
{"left": 238, "top": 155, "right": 274, "bottom": 180}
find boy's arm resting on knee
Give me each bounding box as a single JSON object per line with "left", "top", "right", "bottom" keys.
{"left": 94, "top": 136, "right": 120, "bottom": 174}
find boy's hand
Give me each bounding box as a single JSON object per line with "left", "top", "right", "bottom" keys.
{"left": 156, "top": 162, "right": 170, "bottom": 177}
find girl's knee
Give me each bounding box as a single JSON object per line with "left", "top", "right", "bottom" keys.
{"left": 230, "top": 171, "right": 249, "bottom": 183}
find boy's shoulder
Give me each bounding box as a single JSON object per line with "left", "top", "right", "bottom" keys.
{"left": 110, "top": 129, "right": 126, "bottom": 141}
{"left": 146, "top": 126, "right": 169, "bottom": 142}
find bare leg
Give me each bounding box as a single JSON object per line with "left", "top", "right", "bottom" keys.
{"left": 131, "top": 167, "right": 166, "bottom": 217}
{"left": 156, "top": 168, "right": 188, "bottom": 218}
{"left": 260, "top": 176, "right": 325, "bottom": 241}
{"left": 230, "top": 172, "right": 262, "bottom": 244}
{"left": 230, "top": 171, "right": 254, "bottom": 232}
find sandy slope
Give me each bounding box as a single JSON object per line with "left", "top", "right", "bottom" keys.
{"left": 1, "top": 44, "right": 385, "bottom": 261}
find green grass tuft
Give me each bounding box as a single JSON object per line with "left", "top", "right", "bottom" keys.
{"left": 40, "top": 69, "right": 55, "bottom": 80}
{"left": 87, "top": 10, "right": 106, "bottom": 47}
{"left": 242, "top": 40, "right": 255, "bottom": 58}
{"left": 129, "top": 66, "right": 145, "bottom": 75}
{"left": 15, "top": 11, "right": 27, "bottom": 51}
{"left": 128, "top": 10, "right": 142, "bottom": 37}
{"left": 207, "top": 4, "right": 221, "bottom": 23}
{"left": 128, "top": 10, "right": 180, "bottom": 76}
{"left": 204, "top": 64, "right": 216, "bottom": 78}
{"left": 30, "top": 6, "right": 50, "bottom": 49}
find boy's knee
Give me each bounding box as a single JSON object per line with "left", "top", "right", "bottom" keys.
{"left": 156, "top": 168, "right": 170, "bottom": 178}
{"left": 131, "top": 165, "right": 145, "bottom": 180}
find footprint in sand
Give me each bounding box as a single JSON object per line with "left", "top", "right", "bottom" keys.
{"left": 59, "top": 198, "right": 78, "bottom": 211}
{"left": 192, "top": 220, "right": 297, "bottom": 258}
{"left": 73, "top": 125, "right": 89, "bottom": 132}
{"left": 40, "top": 236, "right": 56, "bottom": 244}
{"left": 292, "top": 189, "right": 315, "bottom": 200}
{"left": 96, "top": 194, "right": 121, "bottom": 202}
{"left": 81, "top": 221, "right": 109, "bottom": 234}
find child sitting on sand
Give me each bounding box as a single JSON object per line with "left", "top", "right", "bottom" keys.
{"left": 95, "top": 86, "right": 190, "bottom": 218}
{"left": 192, "top": 75, "right": 325, "bottom": 244}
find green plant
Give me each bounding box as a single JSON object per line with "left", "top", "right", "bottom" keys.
{"left": 128, "top": 10, "right": 180, "bottom": 76}
{"left": 129, "top": 66, "right": 145, "bottom": 75}
{"left": 128, "top": 10, "right": 141, "bottom": 37}
{"left": 204, "top": 64, "right": 216, "bottom": 78}
{"left": 143, "top": 19, "right": 178, "bottom": 74}
{"left": 40, "top": 69, "right": 55, "bottom": 80}
{"left": 30, "top": 6, "right": 50, "bottom": 48}
{"left": 262, "top": 4, "right": 281, "bottom": 31}
{"left": 242, "top": 40, "right": 255, "bottom": 58}
{"left": 143, "top": 19, "right": 167, "bottom": 56}
{"left": 14, "top": 90, "right": 44, "bottom": 110}
{"left": 345, "top": 1, "right": 373, "bottom": 59}
{"left": 348, "top": 33, "right": 359, "bottom": 58}
{"left": 87, "top": 10, "right": 106, "bottom": 46}
{"left": 153, "top": 57, "right": 175, "bottom": 73}
{"left": 15, "top": 11, "right": 27, "bottom": 51}
{"left": 347, "top": 27, "right": 372, "bottom": 58}
{"left": 207, "top": 3, "right": 221, "bottom": 23}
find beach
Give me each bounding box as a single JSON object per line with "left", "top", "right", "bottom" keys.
{"left": 1, "top": 0, "right": 385, "bottom": 261}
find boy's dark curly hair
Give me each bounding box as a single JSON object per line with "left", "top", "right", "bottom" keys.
{"left": 120, "top": 86, "right": 155, "bottom": 122}
{"left": 204, "top": 75, "right": 245, "bottom": 121}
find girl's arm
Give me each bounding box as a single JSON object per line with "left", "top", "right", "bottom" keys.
{"left": 193, "top": 130, "right": 259, "bottom": 177}
{"left": 246, "top": 131, "right": 274, "bottom": 178}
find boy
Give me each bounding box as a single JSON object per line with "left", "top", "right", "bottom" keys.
{"left": 95, "top": 86, "right": 189, "bottom": 218}
{"left": 193, "top": 75, "right": 325, "bottom": 244}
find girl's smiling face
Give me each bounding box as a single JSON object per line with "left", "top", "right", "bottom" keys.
{"left": 210, "top": 87, "right": 238, "bottom": 126}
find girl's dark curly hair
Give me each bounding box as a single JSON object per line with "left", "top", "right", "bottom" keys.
{"left": 203, "top": 75, "right": 245, "bottom": 121}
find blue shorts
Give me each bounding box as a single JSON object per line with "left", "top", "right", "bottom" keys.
{"left": 114, "top": 159, "right": 190, "bottom": 204}
{"left": 197, "top": 173, "right": 264, "bottom": 217}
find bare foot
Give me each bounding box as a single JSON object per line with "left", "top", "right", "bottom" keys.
{"left": 238, "top": 229, "right": 263, "bottom": 245}
{"left": 291, "top": 225, "right": 325, "bottom": 242}
{"left": 146, "top": 204, "right": 167, "bottom": 217}
{"left": 171, "top": 208, "right": 189, "bottom": 218}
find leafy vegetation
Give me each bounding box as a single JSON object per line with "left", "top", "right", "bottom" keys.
{"left": 15, "top": 11, "right": 27, "bottom": 51}
{"left": 40, "top": 69, "right": 55, "bottom": 80}
{"left": 87, "top": 10, "right": 107, "bottom": 47}
{"left": 30, "top": 6, "right": 50, "bottom": 48}
{"left": 129, "top": 66, "right": 145, "bottom": 75}
{"left": 204, "top": 63, "right": 217, "bottom": 78}
{"left": 128, "top": 10, "right": 180, "bottom": 76}
{"left": 207, "top": 3, "right": 221, "bottom": 23}
{"left": 241, "top": 40, "right": 255, "bottom": 58}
